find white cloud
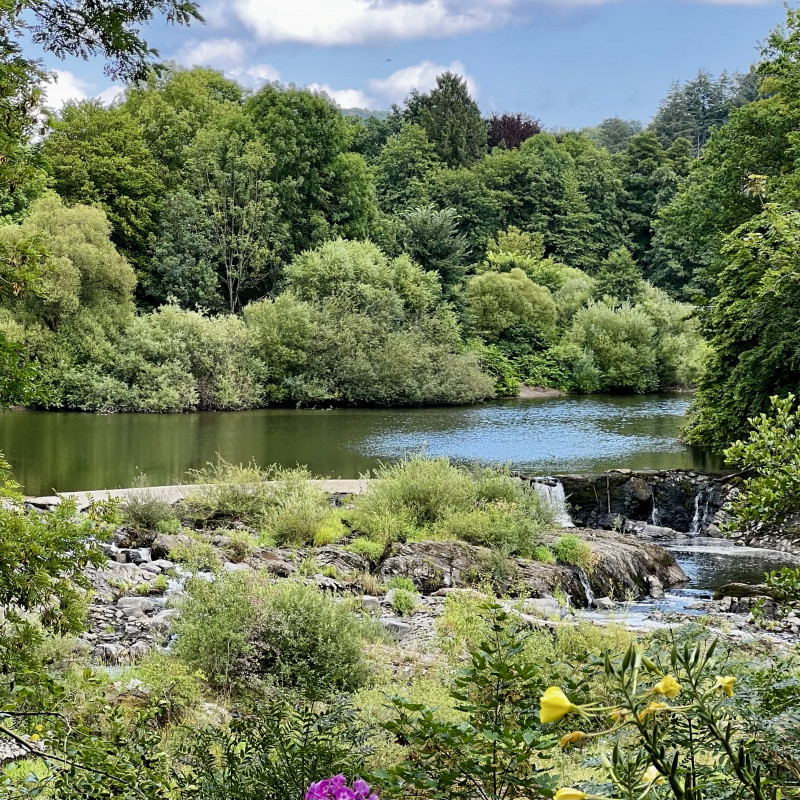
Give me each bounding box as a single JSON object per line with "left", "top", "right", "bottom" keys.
{"left": 41, "top": 70, "right": 90, "bottom": 110}
{"left": 176, "top": 37, "right": 248, "bottom": 69}
{"left": 307, "top": 83, "right": 374, "bottom": 108}
{"left": 228, "top": 63, "right": 281, "bottom": 87}
{"left": 232, "top": 0, "right": 510, "bottom": 46}
{"left": 228, "top": 0, "right": 778, "bottom": 47}
{"left": 95, "top": 85, "right": 126, "bottom": 106}
{"left": 369, "top": 60, "right": 477, "bottom": 103}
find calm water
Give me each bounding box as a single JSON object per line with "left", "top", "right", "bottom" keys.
{"left": 1, "top": 394, "right": 721, "bottom": 495}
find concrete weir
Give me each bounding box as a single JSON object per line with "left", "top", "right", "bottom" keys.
{"left": 25, "top": 479, "right": 371, "bottom": 511}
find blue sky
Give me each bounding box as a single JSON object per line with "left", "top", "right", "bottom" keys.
{"left": 41, "top": 0, "right": 787, "bottom": 129}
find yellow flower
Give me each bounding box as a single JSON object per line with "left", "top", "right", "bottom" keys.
{"left": 555, "top": 789, "right": 587, "bottom": 800}
{"left": 641, "top": 765, "right": 665, "bottom": 786}
{"left": 540, "top": 686, "right": 578, "bottom": 723}
{"left": 651, "top": 675, "right": 681, "bottom": 699}
{"left": 610, "top": 707, "right": 631, "bottom": 723}
{"left": 638, "top": 701, "right": 670, "bottom": 721}
{"left": 716, "top": 676, "right": 736, "bottom": 697}
{"left": 29, "top": 734, "right": 40, "bottom": 742}
{"left": 560, "top": 731, "right": 588, "bottom": 748}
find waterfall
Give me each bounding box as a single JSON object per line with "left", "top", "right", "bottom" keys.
{"left": 576, "top": 569, "right": 595, "bottom": 607}
{"left": 650, "top": 494, "right": 661, "bottom": 526}
{"left": 689, "top": 486, "right": 711, "bottom": 536}
{"left": 532, "top": 479, "right": 575, "bottom": 528}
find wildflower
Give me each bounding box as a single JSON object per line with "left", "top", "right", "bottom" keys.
{"left": 540, "top": 686, "right": 579, "bottom": 723}
{"left": 641, "top": 765, "right": 665, "bottom": 786}
{"left": 555, "top": 789, "right": 587, "bottom": 800}
{"left": 715, "top": 676, "right": 736, "bottom": 697}
{"left": 306, "top": 776, "right": 378, "bottom": 800}
{"left": 560, "top": 731, "right": 588, "bottom": 748}
{"left": 638, "top": 701, "right": 670, "bottom": 721}
{"left": 610, "top": 707, "right": 631, "bottom": 723}
{"left": 651, "top": 675, "right": 681, "bottom": 699}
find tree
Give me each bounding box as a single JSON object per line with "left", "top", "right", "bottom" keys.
{"left": 466, "top": 269, "right": 557, "bottom": 342}
{"left": 372, "top": 123, "right": 441, "bottom": 211}
{"left": 42, "top": 101, "right": 165, "bottom": 268}
{"left": 686, "top": 205, "right": 800, "bottom": 448}
{"left": 246, "top": 84, "right": 374, "bottom": 265}
{"left": 400, "top": 204, "right": 469, "bottom": 297}
{"left": 185, "top": 116, "right": 277, "bottom": 311}
{"left": 404, "top": 72, "right": 488, "bottom": 168}
{"left": 593, "top": 247, "right": 645, "bottom": 304}
{"left": 0, "top": 194, "right": 136, "bottom": 332}
{"left": 0, "top": 0, "right": 199, "bottom": 218}
{"left": 488, "top": 112, "right": 542, "bottom": 150}
{"left": 146, "top": 189, "right": 223, "bottom": 310}
{"left": 586, "top": 117, "right": 643, "bottom": 154}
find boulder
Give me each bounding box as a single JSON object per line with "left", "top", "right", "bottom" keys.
{"left": 151, "top": 533, "right": 192, "bottom": 560}
{"left": 314, "top": 546, "right": 368, "bottom": 576}
{"left": 713, "top": 583, "right": 782, "bottom": 600}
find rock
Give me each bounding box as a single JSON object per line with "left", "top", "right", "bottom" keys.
{"left": 139, "top": 562, "right": 162, "bottom": 575}
{"left": 313, "top": 547, "right": 368, "bottom": 577}
{"left": 521, "top": 597, "right": 562, "bottom": 617}
{"left": 252, "top": 547, "right": 296, "bottom": 577}
{"left": 648, "top": 575, "right": 665, "bottom": 599}
{"left": 380, "top": 541, "right": 477, "bottom": 593}
{"left": 128, "top": 641, "right": 150, "bottom": 660}
{"left": 151, "top": 559, "right": 176, "bottom": 571}
{"left": 151, "top": 609, "right": 179, "bottom": 632}
{"left": 151, "top": 533, "right": 192, "bottom": 560}
{"left": 383, "top": 589, "right": 397, "bottom": 606}
{"left": 713, "top": 583, "right": 781, "bottom": 600}
{"left": 593, "top": 596, "right": 615, "bottom": 610}
{"left": 379, "top": 618, "right": 413, "bottom": 640}
{"left": 117, "top": 596, "right": 155, "bottom": 613}
{"left": 361, "top": 595, "right": 381, "bottom": 613}
{"left": 222, "top": 562, "right": 252, "bottom": 573}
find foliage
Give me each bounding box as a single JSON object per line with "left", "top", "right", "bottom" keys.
{"left": 183, "top": 697, "right": 374, "bottom": 800}
{"left": 390, "top": 588, "right": 419, "bottom": 617}
{"left": 404, "top": 72, "right": 487, "bottom": 169}
{"left": 723, "top": 394, "right": 800, "bottom": 529}
{"left": 380, "top": 606, "right": 557, "bottom": 800}
{"left": 175, "top": 574, "right": 372, "bottom": 693}
{"left": 553, "top": 534, "right": 592, "bottom": 570}
{"left": 123, "top": 482, "right": 178, "bottom": 531}
{"left": 488, "top": 113, "right": 542, "bottom": 150}
{"left": 552, "top": 639, "right": 779, "bottom": 800}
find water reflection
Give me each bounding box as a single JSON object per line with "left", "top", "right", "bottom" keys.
{"left": 1, "top": 393, "right": 721, "bottom": 495}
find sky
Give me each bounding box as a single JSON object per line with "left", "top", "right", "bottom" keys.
{"left": 40, "top": 0, "right": 788, "bottom": 130}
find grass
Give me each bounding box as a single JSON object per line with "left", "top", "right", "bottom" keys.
{"left": 553, "top": 534, "right": 593, "bottom": 570}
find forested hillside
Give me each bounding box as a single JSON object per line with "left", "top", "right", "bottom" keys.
{"left": 2, "top": 5, "right": 800, "bottom": 447}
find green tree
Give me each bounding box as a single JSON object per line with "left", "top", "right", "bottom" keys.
{"left": 42, "top": 101, "right": 165, "bottom": 268}
{"left": 466, "top": 269, "right": 557, "bottom": 342}
{"left": 0, "top": 0, "right": 199, "bottom": 217}
{"left": 400, "top": 204, "right": 469, "bottom": 297}
{"left": 687, "top": 205, "right": 800, "bottom": 448}
{"left": 586, "top": 117, "right": 643, "bottom": 153}
{"left": 372, "top": 122, "right": 442, "bottom": 211}
{"left": 246, "top": 85, "right": 374, "bottom": 265}
{"left": 593, "top": 246, "right": 645, "bottom": 304}
{"left": 184, "top": 115, "right": 277, "bottom": 311}
{"left": 404, "top": 72, "right": 488, "bottom": 168}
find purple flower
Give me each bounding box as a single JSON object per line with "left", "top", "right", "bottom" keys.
{"left": 306, "top": 776, "right": 379, "bottom": 800}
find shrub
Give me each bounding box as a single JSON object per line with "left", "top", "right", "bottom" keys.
{"left": 533, "top": 545, "right": 556, "bottom": 564}
{"left": 152, "top": 575, "right": 168, "bottom": 593}
{"left": 123, "top": 481, "right": 176, "bottom": 532}
{"left": 385, "top": 576, "right": 417, "bottom": 592}
{"left": 169, "top": 535, "right": 220, "bottom": 572}
{"left": 185, "top": 458, "right": 274, "bottom": 522}
{"left": 183, "top": 695, "right": 374, "bottom": 800}
{"left": 348, "top": 537, "right": 386, "bottom": 564}
{"left": 262, "top": 470, "right": 333, "bottom": 547}
{"left": 390, "top": 588, "right": 419, "bottom": 617}
{"left": 236, "top": 581, "right": 372, "bottom": 693}
{"left": 435, "top": 506, "right": 543, "bottom": 558}
{"left": 173, "top": 572, "right": 262, "bottom": 689}
{"left": 553, "top": 534, "right": 592, "bottom": 570}
{"left": 314, "top": 518, "right": 348, "bottom": 546}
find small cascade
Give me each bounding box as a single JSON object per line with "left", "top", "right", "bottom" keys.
{"left": 532, "top": 479, "right": 575, "bottom": 528}
{"left": 650, "top": 494, "right": 661, "bottom": 526}
{"left": 576, "top": 569, "right": 595, "bottom": 607}
{"left": 689, "top": 486, "right": 712, "bottom": 536}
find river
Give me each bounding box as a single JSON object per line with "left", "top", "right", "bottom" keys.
{"left": 0, "top": 393, "right": 721, "bottom": 495}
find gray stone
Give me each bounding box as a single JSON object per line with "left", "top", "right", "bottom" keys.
{"left": 521, "top": 597, "right": 562, "bottom": 616}
{"left": 647, "top": 575, "right": 665, "bottom": 599}
{"left": 361, "top": 595, "right": 380, "bottom": 613}
{"left": 117, "top": 596, "right": 155, "bottom": 612}
{"left": 593, "top": 596, "right": 615, "bottom": 610}
{"left": 379, "top": 618, "right": 413, "bottom": 640}
{"left": 128, "top": 641, "right": 150, "bottom": 660}
{"left": 222, "top": 562, "right": 252, "bottom": 573}
{"left": 139, "top": 562, "right": 162, "bottom": 575}
{"left": 151, "top": 609, "right": 179, "bottom": 632}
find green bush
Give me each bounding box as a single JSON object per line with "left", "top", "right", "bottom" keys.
{"left": 123, "top": 483, "right": 176, "bottom": 532}
{"left": 185, "top": 458, "right": 274, "bottom": 522}
{"left": 261, "top": 470, "right": 333, "bottom": 547}
{"left": 169, "top": 535, "right": 220, "bottom": 572}
{"left": 533, "top": 545, "right": 556, "bottom": 564}
{"left": 236, "top": 580, "right": 373, "bottom": 693}
{"left": 390, "top": 588, "right": 419, "bottom": 617}
{"left": 348, "top": 537, "right": 387, "bottom": 564}
{"left": 553, "top": 534, "right": 592, "bottom": 569}
{"left": 175, "top": 574, "right": 372, "bottom": 693}
{"left": 385, "top": 576, "right": 417, "bottom": 592}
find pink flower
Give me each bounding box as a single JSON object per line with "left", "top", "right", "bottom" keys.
{"left": 306, "top": 776, "right": 378, "bottom": 800}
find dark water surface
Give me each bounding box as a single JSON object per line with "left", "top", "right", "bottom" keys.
{"left": 1, "top": 394, "right": 722, "bottom": 495}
